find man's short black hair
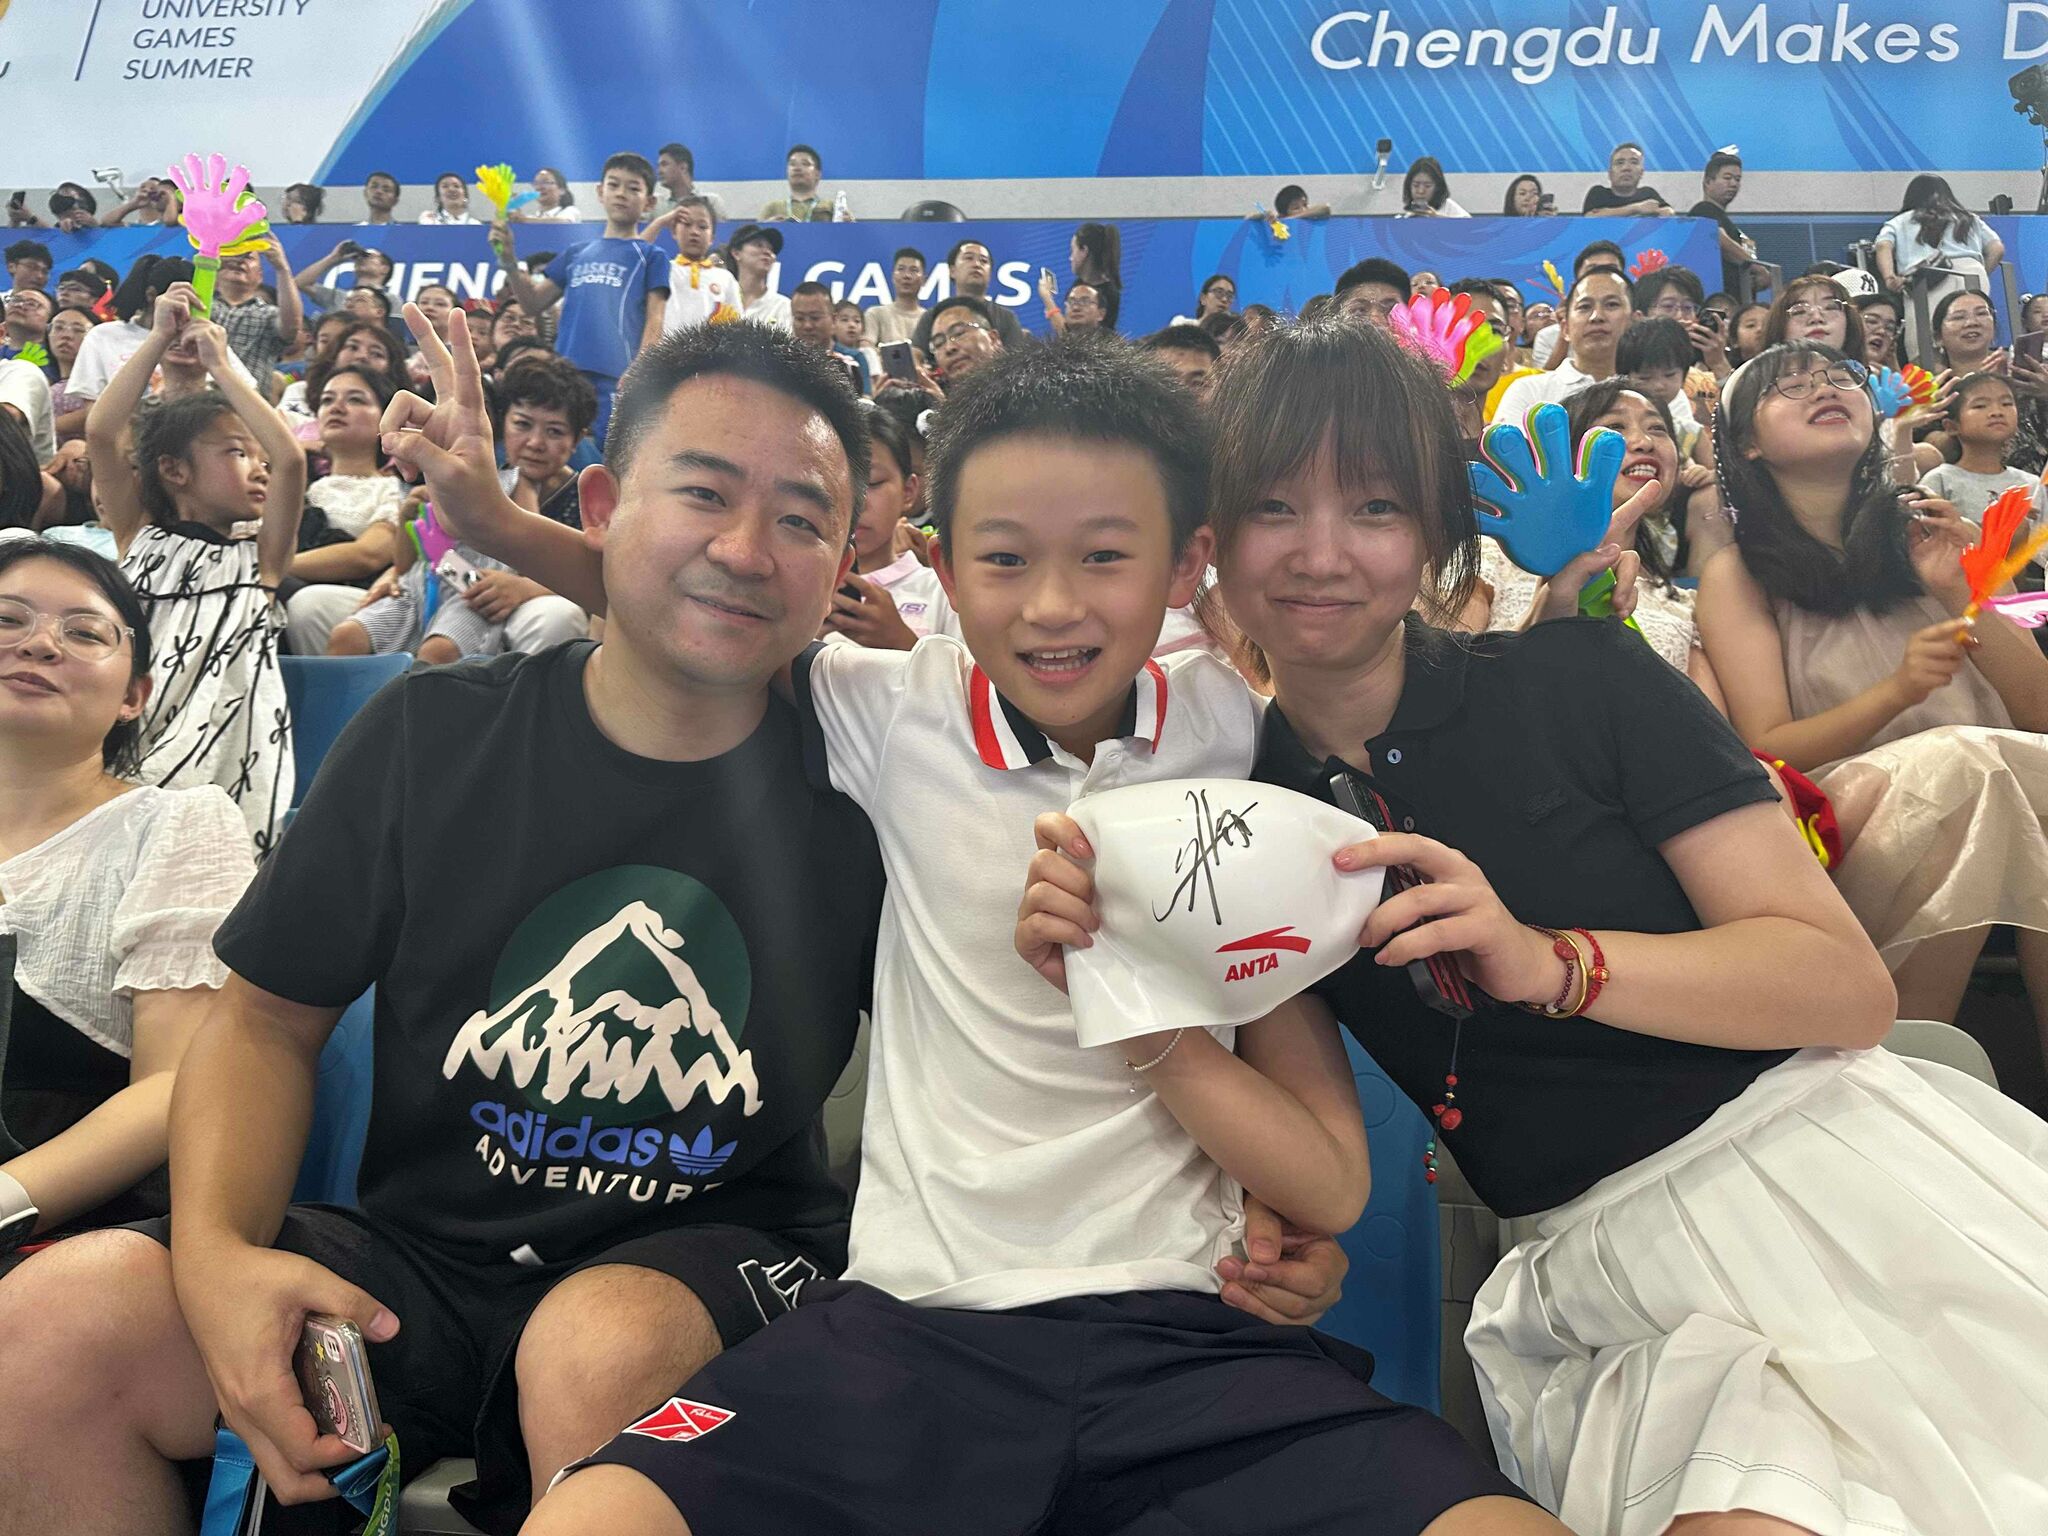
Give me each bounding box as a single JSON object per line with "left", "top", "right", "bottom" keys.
{"left": 500, "top": 351, "right": 600, "bottom": 438}
{"left": 1140, "top": 323, "right": 1222, "bottom": 362}
{"left": 1274, "top": 184, "right": 1309, "bottom": 214}
{"left": 892, "top": 246, "right": 926, "bottom": 268}
{"left": 945, "top": 238, "right": 991, "bottom": 267}
{"left": 658, "top": 142, "right": 694, "bottom": 172}
{"left": 925, "top": 335, "right": 1211, "bottom": 557}
{"left": 1574, "top": 240, "right": 1627, "bottom": 277}
{"left": 1635, "top": 264, "right": 1706, "bottom": 310}
{"left": 1446, "top": 277, "right": 1506, "bottom": 313}
{"left": 56, "top": 267, "right": 109, "bottom": 299}
{"left": 1616, "top": 317, "right": 1692, "bottom": 375}
{"left": 602, "top": 152, "right": 657, "bottom": 194}
{"left": 1611, "top": 141, "right": 1645, "bottom": 159}
{"left": 5, "top": 241, "right": 52, "bottom": 269}
{"left": 787, "top": 142, "right": 823, "bottom": 171}
{"left": 1704, "top": 150, "right": 1742, "bottom": 181}
{"left": 1335, "top": 257, "right": 1411, "bottom": 297}
{"left": 607, "top": 321, "right": 870, "bottom": 528}
{"left": 930, "top": 292, "right": 998, "bottom": 331}
{"left": 791, "top": 280, "right": 833, "bottom": 304}
{"left": 364, "top": 170, "right": 399, "bottom": 188}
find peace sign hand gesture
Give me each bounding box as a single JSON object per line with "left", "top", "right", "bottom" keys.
{"left": 378, "top": 304, "right": 513, "bottom": 552}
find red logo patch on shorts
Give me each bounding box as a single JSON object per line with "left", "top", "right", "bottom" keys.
{"left": 623, "top": 1396, "right": 735, "bottom": 1443}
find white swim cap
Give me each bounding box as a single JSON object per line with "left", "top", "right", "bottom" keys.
{"left": 1064, "top": 778, "right": 1385, "bottom": 1049}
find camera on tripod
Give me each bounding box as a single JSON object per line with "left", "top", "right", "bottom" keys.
{"left": 2012, "top": 64, "right": 2048, "bottom": 127}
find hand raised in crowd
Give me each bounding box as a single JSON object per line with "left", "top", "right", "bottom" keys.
{"left": 173, "top": 1242, "right": 399, "bottom": 1504}
{"left": 875, "top": 352, "right": 945, "bottom": 399}
{"left": 463, "top": 569, "right": 548, "bottom": 623}
{"left": 152, "top": 281, "right": 199, "bottom": 337}
{"left": 380, "top": 304, "right": 511, "bottom": 549}
{"left": 891, "top": 519, "right": 934, "bottom": 568}
{"left": 1893, "top": 616, "right": 1973, "bottom": 705}
{"left": 822, "top": 572, "right": 919, "bottom": 650}
{"left": 187, "top": 317, "right": 232, "bottom": 374}
{"left": 1686, "top": 320, "right": 1728, "bottom": 376}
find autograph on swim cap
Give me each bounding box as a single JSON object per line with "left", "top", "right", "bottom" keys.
{"left": 1153, "top": 787, "right": 1259, "bottom": 925}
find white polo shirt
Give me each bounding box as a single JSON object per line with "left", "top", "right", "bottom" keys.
{"left": 794, "top": 637, "right": 1262, "bottom": 1310}
{"left": 1489, "top": 356, "right": 1601, "bottom": 425}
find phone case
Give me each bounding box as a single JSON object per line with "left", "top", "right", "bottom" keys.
{"left": 294, "top": 1315, "right": 382, "bottom": 1456}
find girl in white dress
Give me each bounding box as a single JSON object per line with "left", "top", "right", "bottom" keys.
{"left": 82, "top": 281, "right": 306, "bottom": 851}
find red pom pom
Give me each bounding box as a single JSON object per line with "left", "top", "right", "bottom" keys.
{"left": 1445, "top": 1074, "right": 1459, "bottom": 1086}
{"left": 1424, "top": 1169, "right": 1438, "bottom": 1182}
{"left": 1439, "top": 1107, "right": 1464, "bottom": 1131}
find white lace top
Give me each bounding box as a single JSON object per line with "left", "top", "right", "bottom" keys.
{"left": 306, "top": 473, "right": 405, "bottom": 538}
{"left": 1479, "top": 536, "right": 1700, "bottom": 673}
{"left": 0, "top": 787, "right": 253, "bottom": 1056}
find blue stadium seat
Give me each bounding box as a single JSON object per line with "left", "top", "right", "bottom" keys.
{"left": 1316, "top": 1036, "right": 1441, "bottom": 1412}
{"left": 292, "top": 989, "right": 374, "bottom": 1206}
{"left": 279, "top": 653, "right": 410, "bottom": 809}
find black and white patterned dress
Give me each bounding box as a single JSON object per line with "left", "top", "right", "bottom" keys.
{"left": 120, "top": 525, "right": 293, "bottom": 854}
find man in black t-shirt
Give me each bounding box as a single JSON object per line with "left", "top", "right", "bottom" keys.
{"left": 1686, "top": 148, "right": 1771, "bottom": 301}
{"left": 1581, "top": 141, "right": 1674, "bottom": 218}
{"left": 0, "top": 319, "right": 885, "bottom": 1533}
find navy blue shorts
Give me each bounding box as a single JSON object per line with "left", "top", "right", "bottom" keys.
{"left": 574, "top": 1280, "right": 1527, "bottom": 1534}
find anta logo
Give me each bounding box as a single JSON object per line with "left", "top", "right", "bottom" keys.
{"left": 1217, "top": 925, "right": 1311, "bottom": 983}
{"left": 623, "top": 1396, "right": 734, "bottom": 1444}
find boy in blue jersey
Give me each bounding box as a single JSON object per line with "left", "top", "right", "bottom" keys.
{"left": 493, "top": 152, "right": 669, "bottom": 447}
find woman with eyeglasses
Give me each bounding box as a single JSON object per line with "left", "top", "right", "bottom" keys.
{"left": 1761, "top": 274, "right": 1866, "bottom": 358}
{"left": 1921, "top": 290, "right": 2048, "bottom": 475}
{"left": 0, "top": 539, "right": 254, "bottom": 1260}
{"left": 1697, "top": 341, "right": 2048, "bottom": 1043}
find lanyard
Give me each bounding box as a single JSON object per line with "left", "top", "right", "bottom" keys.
{"left": 201, "top": 1426, "right": 400, "bottom": 1536}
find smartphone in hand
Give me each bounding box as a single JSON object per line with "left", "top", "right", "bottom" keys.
{"left": 2016, "top": 330, "right": 2047, "bottom": 368}
{"left": 879, "top": 340, "right": 917, "bottom": 383}
{"left": 295, "top": 1315, "right": 383, "bottom": 1457}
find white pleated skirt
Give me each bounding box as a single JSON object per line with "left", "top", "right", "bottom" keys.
{"left": 1467, "top": 1048, "right": 2048, "bottom": 1536}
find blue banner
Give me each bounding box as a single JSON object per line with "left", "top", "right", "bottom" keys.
{"left": 4, "top": 3, "right": 2043, "bottom": 189}
{"left": 37, "top": 215, "right": 1722, "bottom": 339}
{"left": 302, "top": 1, "right": 2048, "bottom": 182}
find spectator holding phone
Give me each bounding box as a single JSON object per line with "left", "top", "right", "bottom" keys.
{"left": 98, "top": 177, "right": 181, "bottom": 230}
{"left": 1502, "top": 174, "right": 1553, "bottom": 216}
{"left": 295, "top": 241, "right": 395, "bottom": 319}
{"left": 1582, "top": 141, "right": 1674, "bottom": 217}
{"left": 864, "top": 247, "right": 928, "bottom": 346}
{"left": 1400, "top": 156, "right": 1467, "bottom": 217}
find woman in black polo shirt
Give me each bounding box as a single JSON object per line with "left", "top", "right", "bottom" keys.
{"left": 1020, "top": 319, "right": 2048, "bottom": 1536}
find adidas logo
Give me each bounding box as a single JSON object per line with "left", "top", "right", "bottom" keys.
{"left": 669, "top": 1126, "right": 738, "bottom": 1177}
{"left": 1217, "top": 925, "right": 1310, "bottom": 983}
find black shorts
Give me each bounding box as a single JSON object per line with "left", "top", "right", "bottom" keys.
{"left": 134, "top": 1203, "right": 839, "bottom": 1534}
{"left": 575, "top": 1281, "right": 1527, "bottom": 1535}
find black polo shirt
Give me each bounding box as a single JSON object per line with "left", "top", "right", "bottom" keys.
{"left": 1582, "top": 183, "right": 1669, "bottom": 214}
{"left": 1254, "top": 616, "right": 1788, "bottom": 1217}
{"left": 1687, "top": 198, "right": 1751, "bottom": 297}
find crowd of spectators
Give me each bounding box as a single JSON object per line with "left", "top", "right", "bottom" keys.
{"left": 0, "top": 134, "right": 2044, "bottom": 1536}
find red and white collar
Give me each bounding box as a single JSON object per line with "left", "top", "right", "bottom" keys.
{"left": 967, "top": 658, "right": 1168, "bottom": 770}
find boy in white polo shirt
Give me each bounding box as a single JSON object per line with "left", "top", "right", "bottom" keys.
{"left": 527, "top": 339, "right": 1542, "bottom": 1535}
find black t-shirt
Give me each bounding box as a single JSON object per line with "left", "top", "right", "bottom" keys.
{"left": 214, "top": 643, "right": 884, "bottom": 1268}
{"left": 1254, "top": 617, "right": 1788, "bottom": 1217}
{"left": 1583, "top": 183, "right": 1669, "bottom": 214}
{"left": 1687, "top": 199, "right": 1750, "bottom": 295}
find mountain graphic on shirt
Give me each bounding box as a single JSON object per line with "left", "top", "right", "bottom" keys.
{"left": 444, "top": 894, "right": 761, "bottom": 1122}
